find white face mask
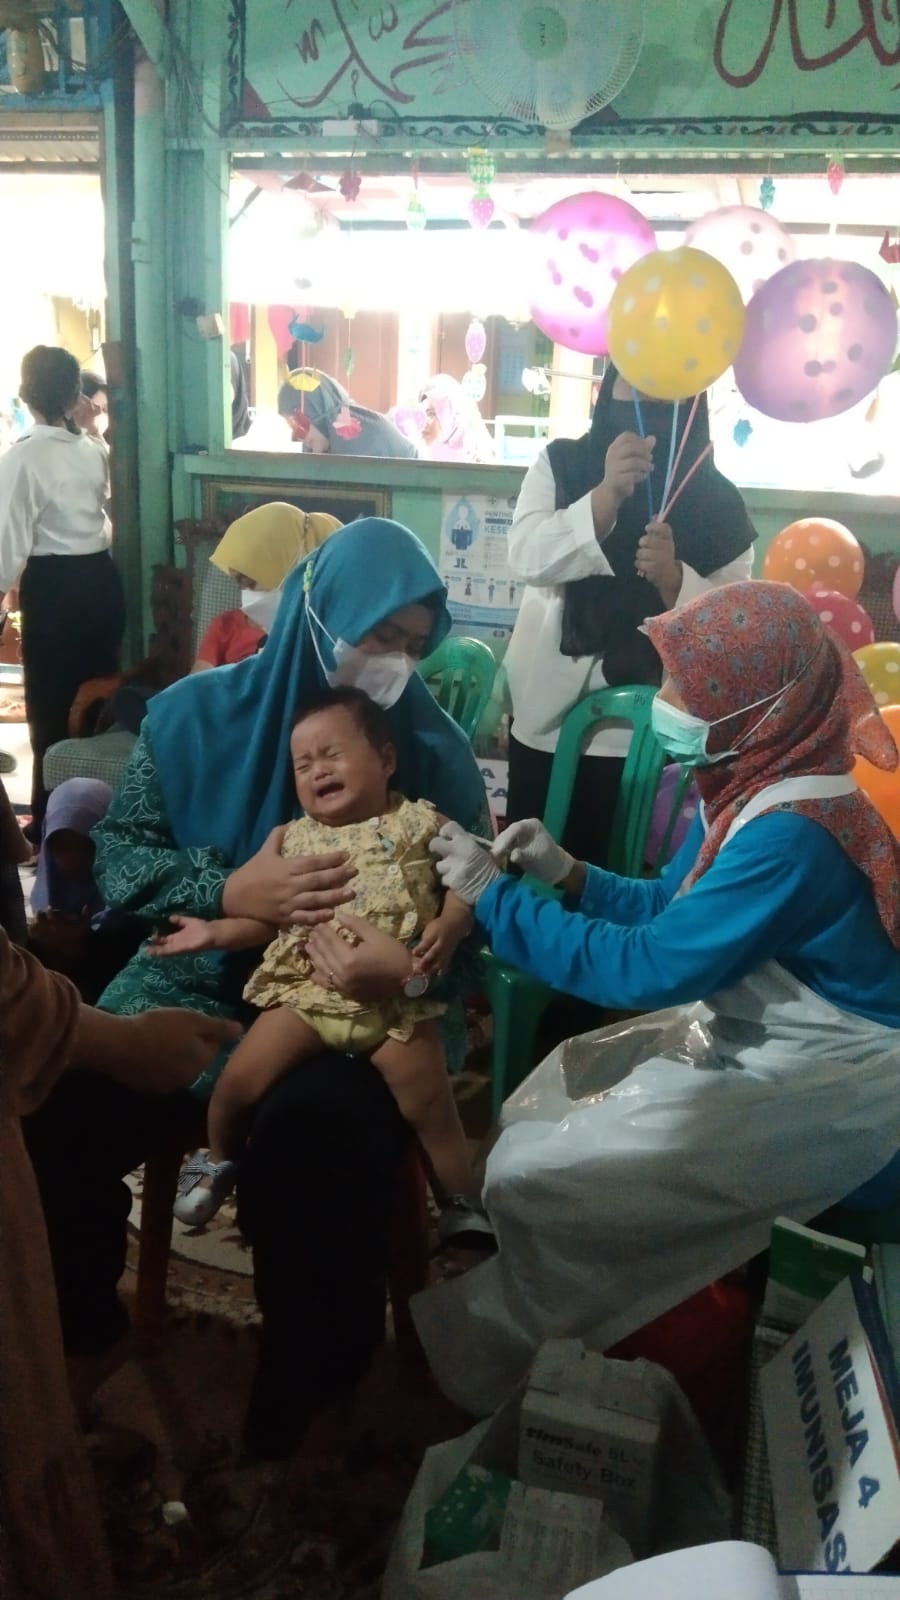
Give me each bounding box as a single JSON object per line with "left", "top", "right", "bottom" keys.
{"left": 306, "top": 598, "right": 417, "bottom": 709}
{"left": 241, "top": 587, "right": 281, "bottom": 631}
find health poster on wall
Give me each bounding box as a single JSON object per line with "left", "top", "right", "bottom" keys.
{"left": 439, "top": 491, "right": 522, "bottom": 646}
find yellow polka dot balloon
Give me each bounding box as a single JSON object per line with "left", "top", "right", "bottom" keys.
{"left": 607, "top": 246, "right": 746, "bottom": 401}
{"left": 853, "top": 641, "right": 900, "bottom": 709}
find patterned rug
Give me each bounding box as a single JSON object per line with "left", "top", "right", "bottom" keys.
{"left": 88, "top": 1062, "right": 493, "bottom": 1599}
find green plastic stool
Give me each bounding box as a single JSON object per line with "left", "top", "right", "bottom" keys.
{"left": 485, "top": 685, "right": 674, "bottom": 1121}
{"left": 419, "top": 636, "right": 498, "bottom": 743}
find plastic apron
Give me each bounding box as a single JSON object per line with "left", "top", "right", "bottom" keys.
{"left": 414, "top": 775, "right": 900, "bottom": 1416}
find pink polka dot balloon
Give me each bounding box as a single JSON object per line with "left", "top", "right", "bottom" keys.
{"left": 805, "top": 588, "right": 875, "bottom": 652}
{"left": 528, "top": 191, "right": 656, "bottom": 356}
{"left": 684, "top": 205, "right": 795, "bottom": 303}
{"left": 734, "top": 257, "right": 898, "bottom": 423}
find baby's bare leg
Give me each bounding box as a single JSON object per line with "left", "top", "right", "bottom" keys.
{"left": 372, "top": 1021, "right": 477, "bottom": 1201}
{"left": 207, "top": 1007, "right": 320, "bottom": 1162}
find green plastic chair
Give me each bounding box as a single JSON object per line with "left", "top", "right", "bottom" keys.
{"left": 484, "top": 684, "right": 672, "bottom": 1120}
{"left": 419, "top": 635, "right": 498, "bottom": 743}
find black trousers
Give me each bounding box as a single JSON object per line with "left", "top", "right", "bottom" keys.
{"left": 506, "top": 728, "right": 625, "bottom": 869}
{"left": 23, "top": 1051, "right": 412, "bottom": 1459}
{"left": 19, "top": 550, "right": 125, "bottom": 828}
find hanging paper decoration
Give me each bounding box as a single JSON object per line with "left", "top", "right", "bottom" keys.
{"left": 289, "top": 319, "right": 325, "bottom": 343}
{"left": 465, "top": 318, "right": 487, "bottom": 364}
{"left": 290, "top": 411, "right": 311, "bottom": 442}
{"left": 732, "top": 418, "right": 753, "bottom": 447}
{"left": 407, "top": 193, "right": 427, "bottom": 231}
{"left": 288, "top": 371, "right": 322, "bottom": 392}
{"left": 462, "top": 364, "right": 487, "bottom": 403}
{"left": 879, "top": 230, "right": 900, "bottom": 266}
{"left": 339, "top": 168, "right": 362, "bottom": 202}
{"left": 344, "top": 346, "right": 355, "bottom": 379}
{"left": 407, "top": 160, "right": 427, "bottom": 232}
{"left": 469, "top": 195, "right": 495, "bottom": 229}
{"left": 826, "top": 158, "right": 845, "bottom": 197}
{"left": 333, "top": 406, "right": 362, "bottom": 440}
{"left": 467, "top": 146, "right": 496, "bottom": 230}
{"left": 759, "top": 176, "right": 776, "bottom": 211}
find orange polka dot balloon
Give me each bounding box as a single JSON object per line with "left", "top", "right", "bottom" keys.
{"left": 763, "top": 517, "right": 864, "bottom": 599}
{"left": 607, "top": 246, "right": 746, "bottom": 402}
{"left": 853, "top": 705, "right": 900, "bottom": 836}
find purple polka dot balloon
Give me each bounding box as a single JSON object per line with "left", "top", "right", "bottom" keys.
{"left": 528, "top": 191, "right": 656, "bottom": 357}
{"left": 684, "top": 205, "right": 795, "bottom": 304}
{"left": 733, "top": 257, "right": 898, "bottom": 423}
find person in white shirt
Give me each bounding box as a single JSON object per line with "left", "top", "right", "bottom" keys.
{"left": 503, "top": 362, "right": 756, "bottom": 864}
{"left": 0, "top": 347, "right": 125, "bottom": 834}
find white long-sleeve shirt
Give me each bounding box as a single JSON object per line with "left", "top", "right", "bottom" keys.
{"left": 0, "top": 424, "right": 111, "bottom": 590}
{"left": 504, "top": 448, "right": 754, "bottom": 757}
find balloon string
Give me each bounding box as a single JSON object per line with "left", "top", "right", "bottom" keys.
{"left": 661, "top": 394, "right": 700, "bottom": 518}
{"left": 631, "top": 392, "right": 654, "bottom": 520}
{"left": 660, "top": 442, "right": 713, "bottom": 522}
{"left": 660, "top": 399, "right": 679, "bottom": 523}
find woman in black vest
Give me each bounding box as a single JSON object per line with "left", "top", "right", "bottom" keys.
{"left": 503, "top": 363, "right": 756, "bottom": 864}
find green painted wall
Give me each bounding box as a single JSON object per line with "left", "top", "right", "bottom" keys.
{"left": 181, "top": 451, "right": 898, "bottom": 575}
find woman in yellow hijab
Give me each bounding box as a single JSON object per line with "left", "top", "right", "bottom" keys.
{"left": 194, "top": 502, "right": 341, "bottom": 671}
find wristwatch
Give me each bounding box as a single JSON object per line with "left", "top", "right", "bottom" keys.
{"left": 403, "top": 972, "right": 430, "bottom": 999}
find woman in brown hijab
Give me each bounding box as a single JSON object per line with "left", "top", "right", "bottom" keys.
{"left": 0, "top": 931, "right": 238, "bottom": 1599}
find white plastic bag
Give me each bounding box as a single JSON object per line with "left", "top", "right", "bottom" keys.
{"left": 380, "top": 1416, "right": 513, "bottom": 1600}
{"left": 381, "top": 1351, "right": 730, "bottom": 1600}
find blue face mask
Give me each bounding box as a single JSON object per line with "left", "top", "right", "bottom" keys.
{"left": 651, "top": 698, "right": 724, "bottom": 766}
{"left": 651, "top": 671, "right": 810, "bottom": 768}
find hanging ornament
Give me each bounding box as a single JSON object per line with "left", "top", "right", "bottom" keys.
{"left": 333, "top": 405, "right": 362, "bottom": 440}
{"left": 468, "top": 195, "right": 495, "bottom": 229}
{"left": 466, "top": 147, "right": 495, "bottom": 191}
{"left": 732, "top": 418, "right": 753, "bottom": 448}
{"left": 879, "top": 229, "right": 900, "bottom": 266}
{"left": 759, "top": 176, "right": 776, "bottom": 212}
{"left": 344, "top": 345, "right": 355, "bottom": 379}
{"left": 467, "top": 146, "right": 496, "bottom": 231}
{"left": 465, "top": 318, "right": 487, "bottom": 364}
{"left": 462, "top": 363, "right": 487, "bottom": 403}
{"left": 826, "top": 157, "right": 845, "bottom": 197}
{"left": 290, "top": 410, "right": 311, "bottom": 442}
{"left": 288, "top": 319, "right": 325, "bottom": 343}
{"left": 339, "top": 168, "right": 362, "bottom": 202}
{"left": 406, "top": 159, "right": 427, "bottom": 233}
{"left": 287, "top": 371, "right": 321, "bottom": 392}
{"left": 407, "top": 193, "right": 427, "bottom": 232}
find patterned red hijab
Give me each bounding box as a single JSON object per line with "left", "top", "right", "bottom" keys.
{"left": 645, "top": 581, "right": 900, "bottom": 947}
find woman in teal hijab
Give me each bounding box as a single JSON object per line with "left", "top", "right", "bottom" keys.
{"left": 24, "top": 515, "right": 487, "bottom": 1461}
{"left": 146, "top": 515, "right": 483, "bottom": 861}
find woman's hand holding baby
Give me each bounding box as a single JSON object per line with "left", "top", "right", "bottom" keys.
{"left": 222, "top": 826, "right": 357, "bottom": 926}
{"left": 306, "top": 913, "right": 414, "bottom": 1000}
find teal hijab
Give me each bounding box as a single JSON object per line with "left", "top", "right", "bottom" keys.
{"left": 147, "top": 518, "right": 484, "bottom": 862}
